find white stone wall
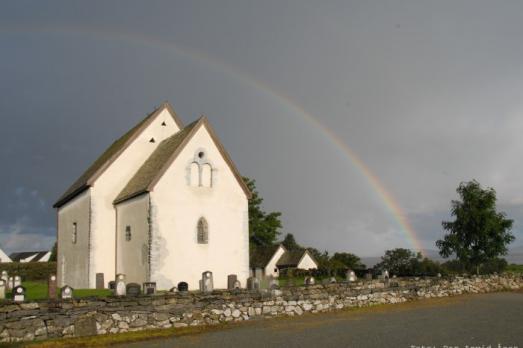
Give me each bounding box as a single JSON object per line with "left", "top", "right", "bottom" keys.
{"left": 150, "top": 124, "right": 249, "bottom": 290}
{"left": 264, "top": 246, "right": 286, "bottom": 278}
{"left": 57, "top": 189, "right": 91, "bottom": 288}
{"left": 87, "top": 108, "right": 180, "bottom": 288}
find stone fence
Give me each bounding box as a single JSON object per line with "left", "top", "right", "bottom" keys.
{"left": 0, "top": 274, "right": 521, "bottom": 343}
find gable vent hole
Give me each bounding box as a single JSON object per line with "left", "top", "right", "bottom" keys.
{"left": 149, "top": 138, "right": 155, "bottom": 143}
{"left": 161, "top": 121, "right": 167, "bottom": 126}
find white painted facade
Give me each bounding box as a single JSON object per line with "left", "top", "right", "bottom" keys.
{"left": 297, "top": 251, "right": 318, "bottom": 270}
{"left": 264, "top": 245, "right": 286, "bottom": 278}
{"left": 56, "top": 104, "right": 250, "bottom": 290}
{"left": 0, "top": 249, "right": 11, "bottom": 263}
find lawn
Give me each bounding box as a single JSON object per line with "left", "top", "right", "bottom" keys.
{"left": 5, "top": 281, "right": 112, "bottom": 301}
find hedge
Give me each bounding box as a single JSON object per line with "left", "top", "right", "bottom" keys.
{"left": 0, "top": 262, "right": 57, "bottom": 281}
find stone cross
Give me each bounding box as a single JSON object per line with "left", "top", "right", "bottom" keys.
{"left": 0, "top": 279, "right": 5, "bottom": 300}
{"left": 247, "top": 277, "right": 260, "bottom": 291}
{"left": 115, "top": 274, "right": 126, "bottom": 296}
{"left": 13, "top": 285, "right": 25, "bottom": 302}
{"left": 177, "top": 281, "right": 188, "bottom": 292}
{"left": 143, "top": 282, "right": 156, "bottom": 295}
{"left": 227, "top": 274, "right": 238, "bottom": 290}
{"left": 202, "top": 271, "right": 213, "bottom": 293}
{"left": 13, "top": 276, "right": 21, "bottom": 288}
{"left": 346, "top": 270, "right": 357, "bottom": 282}
{"left": 96, "top": 273, "right": 104, "bottom": 289}
{"left": 48, "top": 274, "right": 57, "bottom": 300}
{"left": 61, "top": 285, "right": 73, "bottom": 300}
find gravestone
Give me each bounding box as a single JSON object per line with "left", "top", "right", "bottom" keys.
{"left": 115, "top": 274, "right": 126, "bottom": 296}
{"left": 48, "top": 274, "right": 57, "bottom": 300}
{"left": 304, "top": 276, "right": 315, "bottom": 285}
{"left": 329, "top": 277, "right": 337, "bottom": 284}
{"left": 143, "top": 282, "right": 156, "bottom": 295}
{"left": 437, "top": 273, "right": 442, "bottom": 278}
{"left": 346, "top": 270, "right": 357, "bottom": 282}
{"left": 227, "top": 274, "right": 238, "bottom": 290}
{"left": 13, "top": 276, "right": 21, "bottom": 288}
{"left": 0, "top": 271, "right": 8, "bottom": 289}
{"left": 7, "top": 277, "right": 13, "bottom": 291}
{"left": 382, "top": 270, "right": 390, "bottom": 280}
{"left": 233, "top": 280, "right": 241, "bottom": 289}
{"left": 13, "top": 285, "right": 25, "bottom": 302}
{"left": 108, "top": 281, "right": 116, "bottom": 290}
{"left": 268, "top": 276, "right": 279, "bottom": 289}
{"left": 247, "top": 277, "right": 260, "bottom": 291}
{"left": 177, "top": 281, "right": 188, "bottom": 292}
{"left": 202, "top": 271, "right": 213, "bottom": 293}
{"left": 96, "top": 273, "right": 104, "bottom": 289}
{"left": 61, "top": 285, "right": 73, "bottom": 300}
{"left": 126, "top": 283, "right": 141, "bottom": 296}
{"left": 0, "top": 279, "right": 5, "bottom": 300}
{"left": 254, "top": 268, "right": 263, "bottom": 280}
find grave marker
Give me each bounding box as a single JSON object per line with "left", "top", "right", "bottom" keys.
{"left": 177, "top": 281, "right": 188, "bottom": 292}
{"left": 227, "top": 274, "right": 237, "bottom": 290}
{"left": 126, "top": 283, "right": 141, "bottom": 296}
{"left": 346, "top": 270, "right": 357, "bottom": 282}
{"left": 202, "top": 271, "right": 213, "bottom": 293}
{"left": 61, "top": 285, "right": 73, "bottom": 300}
{"left": 143, "top": 282, "right": 156, "bottom": 295}
{"left": 115, "top": 274, "right": 126, "bottom": 296}
{"left": 96, "top": 273, "right": 104, "bottom": 289}
{"left": 0, "top": 279, "right": 5, "bottom": 300}
{"left": 13, "top": 276, "right": 21, "bottom": 288}
{"left": 13, "top": 285, "right": 25, "bottom": 302}
{"left": 48, "top": 274, "right": 57, "bottom": 300}
{"left": 247, "top": 277, "right": 260, "bottom": 291}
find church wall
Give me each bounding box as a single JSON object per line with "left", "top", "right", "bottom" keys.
{"left": 89, "top": 108, "right": 180, "bottom": 288}
{"left": 297, "top": 252, "right": 318, "bottom": 270}
{"left": 150, "top": 125, "right": 249, "bottom": 290}
{"left": 115, "top": 194, "right": 150, "bottom": 285}
{"left": 57, "top": 189, "right": 90, "bottom": 288}
{"left": 264, "top": 246, "right": 286, "bottom": 278}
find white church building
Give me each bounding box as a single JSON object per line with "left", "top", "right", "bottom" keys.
{"left": 54, "top": 103, "right": 251, "bottom": 290}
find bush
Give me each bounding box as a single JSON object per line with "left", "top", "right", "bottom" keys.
{"left": 0, "top": 262, "right": 57, "bottom": 281}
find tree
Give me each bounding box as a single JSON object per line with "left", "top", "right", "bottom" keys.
{"left": 281, "top": 233, "right": 302, "bottom": 251}
{"left": 374, "top": 248, "right": 421, "bottom": 276}
{"left": 49, "top": 241, "right": 57, "bottom": 262}
{"left": 436, "top": 180, "right": 515, "bottom": 274}
{"left": 244, "top": 177, "right": 282, "bottom": 248}
{"left": 331, "top": 252, "right": 366, "bottom": 270}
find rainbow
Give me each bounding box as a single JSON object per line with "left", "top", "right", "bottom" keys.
{"left": 0, "top": 25, "right": 424, "bottom": 254}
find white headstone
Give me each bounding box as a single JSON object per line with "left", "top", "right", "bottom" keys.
{"left": 61, "top": 285, "right": 73, "bottom": 299}
{"left": 0, "top": 271, "right": 7, "bottom": 288}
{"left": 13, "top": 276, "right": 21, "bottom": 288}
{"left": 115, "top": 274, "right": 126, "bottom": 296}
{"left": 0, "top": 279, "right": 5, "bottom": 300}
{"left": 382, "top": 270, "right": 389, "bottom": 279}
{"left": 346, "top": 270, "right": 357, "bottom": 282}
{"left": 7, "top": 276, "right": 13, "bottom": 291}
{"left": 202, "top": 271, "right": 213, "bottom": 293}
{"left": 13, "top": 286, "right": 25, "bottom": 302}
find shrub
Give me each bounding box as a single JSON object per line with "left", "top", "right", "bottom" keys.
{"left": 0, "top": 262, "right": 57, "bottom": 281}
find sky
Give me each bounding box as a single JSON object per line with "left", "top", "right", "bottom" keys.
{"left": 1, "top": 0, "right": 523, "bottom": 257}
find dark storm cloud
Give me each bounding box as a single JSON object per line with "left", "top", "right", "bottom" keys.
{"left": 1, "top": 0, "right": 522, "bottom": 255}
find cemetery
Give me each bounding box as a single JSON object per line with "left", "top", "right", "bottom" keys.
{"left": 0, "top": 269, "right": 520, "bottom": 343}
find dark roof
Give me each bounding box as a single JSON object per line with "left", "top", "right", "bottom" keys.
{"left": 249, "top": 245, "right": 282, "bottom": 268}
{"left": 9, "top": 251, "right": 49, "bottom": 262}
{"left": 276, "top": 250, "right": 306, "bottom": 267}
{"left": 53, "top": 103, "right": 183, "bottom": 208}
{"left": 113, "top": 119, "right": 201, "bottom": 204}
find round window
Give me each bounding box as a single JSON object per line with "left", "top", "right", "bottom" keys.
{"left": 198, "top": 151, "right": 205, "bottom": 159}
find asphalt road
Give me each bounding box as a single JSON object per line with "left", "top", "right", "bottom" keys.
{"left": 122, "top": 292, "right": 523, "bottom": 348}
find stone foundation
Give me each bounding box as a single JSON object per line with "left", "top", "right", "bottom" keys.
{"left": 0, "top": 274, "right": 521, "bottom": 343}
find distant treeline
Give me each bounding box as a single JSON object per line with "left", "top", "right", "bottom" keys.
{"left": 0, "top": 262, "right": 57, "bottom": 281}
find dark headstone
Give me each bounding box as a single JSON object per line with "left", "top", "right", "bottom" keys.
{"left": 143, "top": 282, "right": 156, "bottom": 295}
{"left": 61, "top": 285, "right": 74, "bottom": 300}
{"left": 108, "top": 281, "right": 116, "bottom": 290}
{"left": 96, "top": 273, "right": 104, "bottom": 289}
{"left": 13, "top": 285, "right": 25, "bottom": 302}
{"left": 247, "top": 277, "right": 260, "bottom": 291}
{"left": 227, "top": 274, "right": 238, "bottom": 290}
{"left": 177, "top": 281, "right": 188, "bottom": 292}
{"left": 126, "top": 283, "right": 141, "bottom": 296}
{"left": 48, "top": 274, "right": 57, "bottom": 299}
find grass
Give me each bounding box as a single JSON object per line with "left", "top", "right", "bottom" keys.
{"left": 4, "top": 281, "right": 112, "bottom": 301}
{"left": 506, "top": 264, "right": 523, "bottom": 273}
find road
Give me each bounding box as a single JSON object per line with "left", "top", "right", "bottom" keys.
{"left": 121, "top": 292, "right": 523, "bottom": 348}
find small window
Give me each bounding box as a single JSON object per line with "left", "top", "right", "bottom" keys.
{"left": 274, "top": 268, "right": 278, "bottom": 273}
{"left": 161, "top": 121, "right": 167, "bottom": 126}
{"left": 197, "top": 217, "right": 208, "bottom": 244}
{"left": 125, "top": 226, "right": 132, "bottom": 241}
{"left": 72, "top": 222, "right": 77, "bottom": 244}
{"left": 149, "top": 138, "right": 155, "bottom": 143}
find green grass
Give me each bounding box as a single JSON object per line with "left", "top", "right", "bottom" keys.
{"left": 506, "top": 264, "right": 523, "bottom": 273}
{"left": 5, "top": 281, "right": 112, "bottom": 301}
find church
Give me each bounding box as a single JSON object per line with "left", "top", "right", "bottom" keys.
{"left": 54, "top": 103, "right": 251, "bottom": 290}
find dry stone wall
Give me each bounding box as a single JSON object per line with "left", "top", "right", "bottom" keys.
{"left": 0, "top": 274, "right": 521, "bottom": 343}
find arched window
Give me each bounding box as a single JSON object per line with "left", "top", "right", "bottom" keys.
{"left": 197, "top": 217, "right": 209, "bottom": 244}
{"left": 125, "top": 226, "right": 132, "bottom": 241}
{"left": 190, "top": 162, "right": 199, "bottom": 187}
{"left": 72, "top": 222, "right": 77, "bottom": 244}
{"left": 201, "top": 163, "right": 212, "bottom": 187}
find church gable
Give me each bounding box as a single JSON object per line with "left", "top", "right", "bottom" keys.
{"left": 54, "top": 102, "right": 183, "bottom": 208}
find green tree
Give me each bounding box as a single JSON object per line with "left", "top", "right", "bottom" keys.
{"left": 331, "top": 252, "right": 366, "bottom": 270}
{"left": 49, "top": 241, "right": 57, "bottom": 262}
{"left": 374, "top": 248, "right": 421, "bottom": 276}
{"left": 436, "top": 180, "right": 515, "bottom": 274}
{"left": 281, "top": 233, "right": 302, "bottom": 251}
{"left": 244, "top": 177, "right": 282, "bottom": 248}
